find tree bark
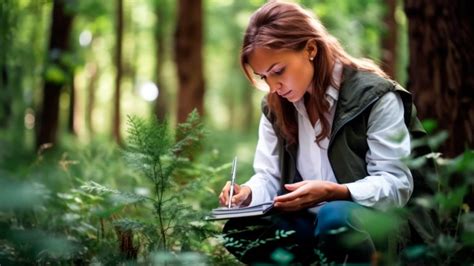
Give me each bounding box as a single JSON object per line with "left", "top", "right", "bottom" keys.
{"left": 0, "top": 0, "right": 14, "bottom": 129}
{"left": 174, "top": 0, "right": 205, "bottom": 123}
{"left": 85, "top": 62, "right": 98, "bottom": 135}
{"left": 113, "top": 0, "right": 124, "bottom": 145}
{"left": 154, "top": 0, "right": 169, "bottom": 121}
{"left": 0, "top": 66, "right": 11, "bottom": 128}
{"left": 36, "top": 0, "right": 74, "bottom": 148}
{"left": 381, "top": 0, "right": 398, "bottom": 79}
{"left": 67, "top": 74, "right": 76, "bottom": 134}
{"left": 404, "top": 0, "right": 474, "bottom": 157}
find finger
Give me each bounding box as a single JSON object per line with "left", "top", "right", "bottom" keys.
{"left": 284, "top": 181, "right": 308, "bottom": 191}
{"left": 219, "top": 190, "right": 227, "bottom": 206}
{"left": 274, "top": 188, "right": 307, "bottom": 202}
{"left": 274, "top": 198, "right": 304, "bottom": 211}
{"left": 219, "top": 181, "right": 232, "bottom": 206}
{"left": 231, "top": 192, "right": 246, "bottom": 206}
{"left": 233, "top": 183, "right": 241, "bottom": 194}
{"left": 219, "top": 191, "right": 226, "bottom": 206}
{"left": 275, "top": 196, "right": 321, "bottom": 211}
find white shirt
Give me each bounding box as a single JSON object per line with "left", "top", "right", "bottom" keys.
{"left": 243, "top": 65, "right": 413, "bottom": 211}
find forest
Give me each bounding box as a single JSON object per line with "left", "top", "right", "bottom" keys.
{"left": 0, "top": 0, "right": 473, "bottom": 265}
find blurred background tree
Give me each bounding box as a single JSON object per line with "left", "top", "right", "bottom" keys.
{"left": 404, "top": 0, "right": 474, "bottom": 158}
{"left": 1, "top": 0, "right": 417, "bottom": 159}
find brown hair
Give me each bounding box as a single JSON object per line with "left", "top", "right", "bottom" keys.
{"left": 240, "top": 0, "right": 388, "bottom": 145}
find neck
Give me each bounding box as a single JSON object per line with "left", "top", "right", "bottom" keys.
{"left": 304, "top": 93, "right": 318, "bottom": 126}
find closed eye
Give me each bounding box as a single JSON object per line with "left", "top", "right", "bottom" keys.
{"left": 273, "top": 67, "right": 285, "bottom": 76}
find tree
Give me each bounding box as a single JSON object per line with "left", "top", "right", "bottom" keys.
{"left": 381, "top": 0, "right": 398, "bottom": 79}
{"left": 113, "top": 0, "right": 124, "bottom": 145}
{"left": 153, "top": 0, "right": 172, "bottom": 121}
{"left": 404, "top": 0, "right": 474, "bottom": 157}
{"left": 85, "top": 62, "right": 98, "bottom": 136}
{"left": 67, "top": 73, "right": 77, "bottom": 134}
{"left": 36, "top": 0, "right": 74, "bottom": 148}
{"left": 0, "top": 0, "right": 16, "bottom": 129}
{"left": 174, "top": 0, "right": 205, "bottom": 123}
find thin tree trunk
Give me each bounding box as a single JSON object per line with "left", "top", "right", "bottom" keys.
{"left": 0, "top": 66, "right": 11, "bottom": 128}
{"left": 36, "top": 0, "right": 74, "bottom": 148}
{"left": 0, "top": 0, "right": 14, "bottom": 129}
{"left": 381, "top": 0, "right": 398, "bottom": 79}
{"left": 67, "top": 74, "right": 76, "bottom": 134}
{"left": 243, "top": 83, "right": 254, "bottom": 130}
{"left": 154, "top": 0, "right": 168, "bottom": 121}
{"left": 174, "top": 0, "right": 205, "bottom": 123}
{"left": 113, "top": 0, "right": 124, "bottom": 145}
{"left": 85, "top": 62, "right": 98, "bottom": 135}
{"left": 404, "top": 0, "right": 474, "bottom": 157}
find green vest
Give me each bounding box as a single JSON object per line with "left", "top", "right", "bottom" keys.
{"left": 261, "top": 67, "right": 437, "bottom": 243}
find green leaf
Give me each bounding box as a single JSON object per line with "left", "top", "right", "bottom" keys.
{"left": 436, "top": 186, "right": 468, "bottom": 214}
{"left": 271, "top": 248, "right": 294, "bottom": 264}
{"left": 422, "top": 119, "right": 438, "bottom": 134}
{"left": 402, "top": 244, "right": 427, "bottom": 261}
{"left": 113, "top": 218, "right": 147, "bottom": 231}
{"left": 44, "top": 64, "right": 67, "bottom": 84}
{"left": 462, "top": 213, "right": 474, "bottom": 246}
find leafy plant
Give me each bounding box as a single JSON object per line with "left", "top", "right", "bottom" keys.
{"left": 401, "top": 129, "right": 474, "bottom": 265}
{"left": 81, "top": 110, "right": 224, "bottom": 261}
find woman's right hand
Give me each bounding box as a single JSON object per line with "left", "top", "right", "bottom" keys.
{"left": 219, "top": 182, "right": 252, "bottom": 207}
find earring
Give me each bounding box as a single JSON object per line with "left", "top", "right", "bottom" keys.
{"left": 309, "top": 57, "right": 314, "bottom": 61}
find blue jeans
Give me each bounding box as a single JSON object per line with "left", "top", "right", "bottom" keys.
{"left": 223, "top": 201, "right": 376, "bottom": 265}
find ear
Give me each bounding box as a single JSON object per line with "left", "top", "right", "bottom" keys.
{"left": 305, "top": 39, "right": 318, "bottom": 60}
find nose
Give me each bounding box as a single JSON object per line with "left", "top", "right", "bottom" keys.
{"left": 266, "top": 77, "right": 282, "bottom": 94}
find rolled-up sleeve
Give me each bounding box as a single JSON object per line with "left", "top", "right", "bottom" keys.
{"left": 242, "top": 115, "right": 281, "bottom": 206}
{"left": 345, "top": 92, "right": 413, "bottom": 210}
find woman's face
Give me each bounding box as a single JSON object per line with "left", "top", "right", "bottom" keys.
{"left": 248, "top": 46, "right": 315, "bottom": 102}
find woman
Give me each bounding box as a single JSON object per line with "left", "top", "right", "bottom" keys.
{"left": 219, "top": 1, "right": 425, "bottom": 264}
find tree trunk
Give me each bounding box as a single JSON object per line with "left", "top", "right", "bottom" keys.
{"left": 0, "top": 0, "right": 14, "bottom": 129}
{"left": 113, "top": 0, "right": 124, "bottom": 145}
{"left": 174, "top": 0, "right": 205, "bottom": 123}
{"left": 67, "top": 74, "right": 76, "bottom": 134}
{"left": 154, "top": 0, "right": 169, "bottom": 121}
{"left": 85, "top": 62, "right": 98, "bottom": 136}
{"left": 0, "top": 66, "right": 11, "bottom": 128}
{"left": 381, "top": 0, "right": 398, "bottom": 79}
{"left": 404, "top": 0, "right": 474, "bottom": 157}
{"left": 36, "top": 0, "right": 74, "bottom": 148}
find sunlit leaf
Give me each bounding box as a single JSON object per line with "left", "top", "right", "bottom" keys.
{"left": 44, "top": 64, "right": 67, "bottom": 84}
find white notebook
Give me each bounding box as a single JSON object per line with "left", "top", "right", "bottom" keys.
{"left": 205, "top": 201, "right": 274, "bottom": 220}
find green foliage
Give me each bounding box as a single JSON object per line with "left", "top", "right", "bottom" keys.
{"left": 81, "top": 110, "right": 225, "bottom": 263}
{"left": 399, "top": 143, "right": 473, "bottom": 264}
{"left": 224, "top": 227, "right": 296, "bottom": 261}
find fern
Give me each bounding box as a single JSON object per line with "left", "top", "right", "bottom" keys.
{"left": 83, "top": 110, "right": 210, "bottom": 253}
{"left": 81, "top": 181, "right": 151, "bottom": 204}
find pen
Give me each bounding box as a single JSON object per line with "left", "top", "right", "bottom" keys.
{"left": 228, "top": 157, "right": 237, "bottom": 208}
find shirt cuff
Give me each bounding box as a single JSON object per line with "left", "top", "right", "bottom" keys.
{"left": 345, "top": 181, "right": 379, "bottom": 208}
{"left": 242, "top": 178, "right": 272, "bottom": 206}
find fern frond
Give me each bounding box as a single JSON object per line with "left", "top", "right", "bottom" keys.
{"left": 126, "top": 115, "right": 172, "bottom": 160}
{"left": 113, "top": 218, "right": 147, "bottom": 231}
{"left": 81, "top": 181, "right": 153, "bottom": 204}
{"left": 172, "top": 109, "right": 205, "bottom": 158}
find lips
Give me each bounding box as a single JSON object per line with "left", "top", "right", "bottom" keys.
{"left": 280, "top": 90, "right": 291, "bottom": 97}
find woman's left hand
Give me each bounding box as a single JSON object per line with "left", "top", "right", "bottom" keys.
{"left": 273, "top": 180, "right": 350, "bottom": 211}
